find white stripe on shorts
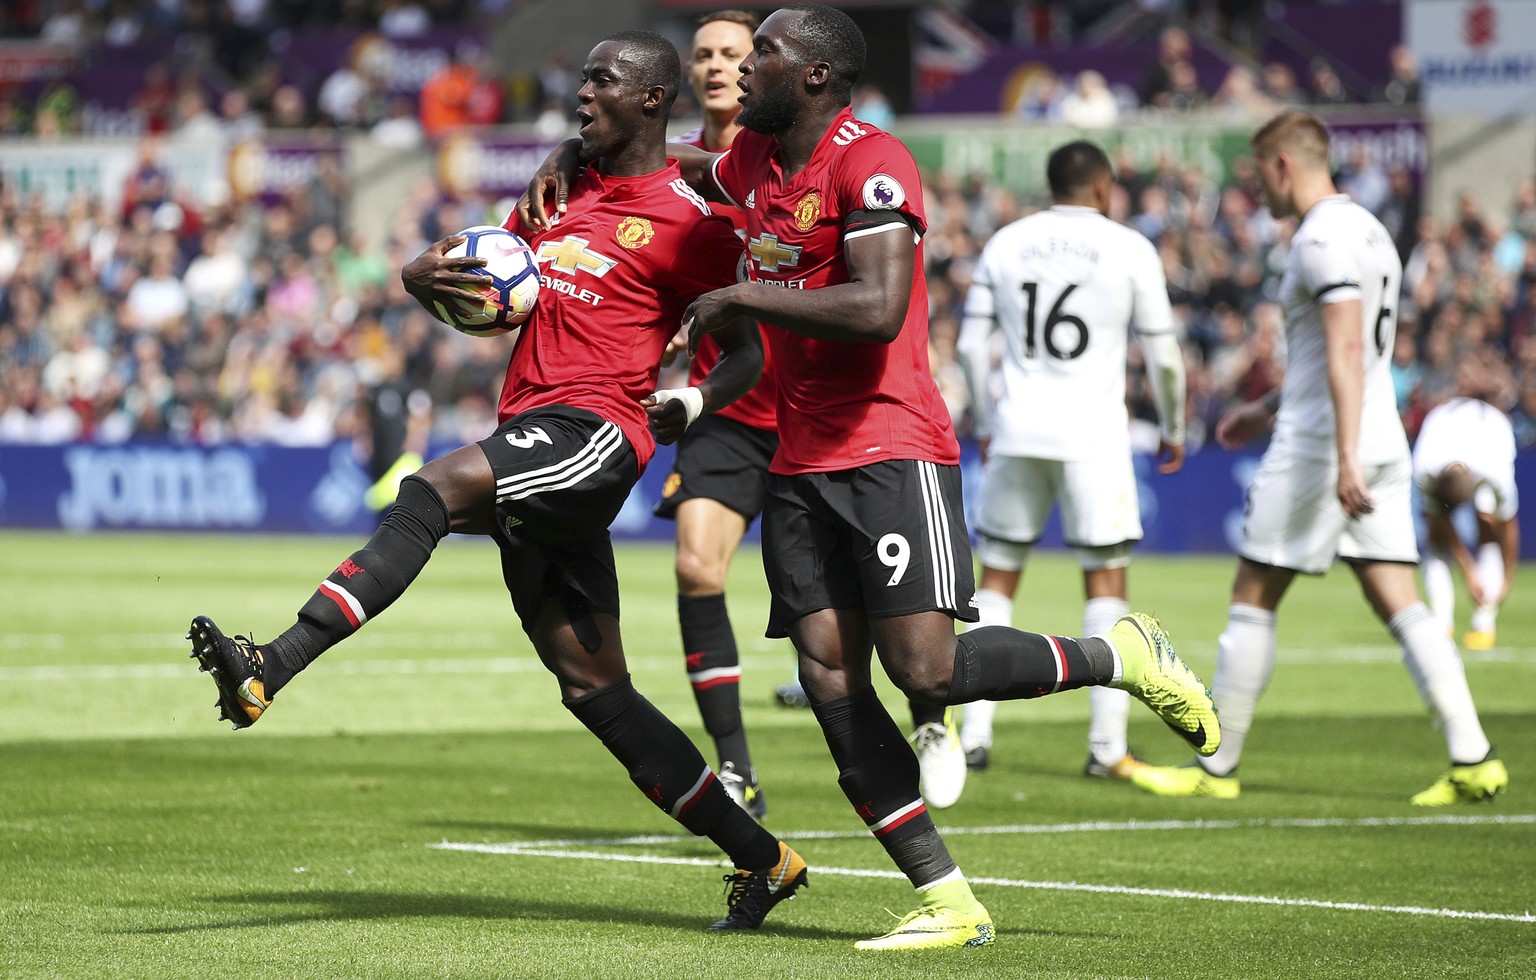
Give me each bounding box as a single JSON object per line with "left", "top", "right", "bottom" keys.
{"left": 917, "top": 461, "right": 958, "bottom": 611}
{"left": 495, "top": 421, "right": 623, "bottom": 502}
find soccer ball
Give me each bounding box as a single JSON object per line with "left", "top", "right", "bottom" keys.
{"left": 429, "top": 225, "right": 541, "bottom": 337}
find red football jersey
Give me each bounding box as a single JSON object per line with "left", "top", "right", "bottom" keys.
{"left": 501, "top": 162, "right": 741, "bottom": 471}
{"left": 673, "top": 129, "right": 777, "bottom": 432}
{"left": 709, "top": 108, "right": 959, "bottom": 474}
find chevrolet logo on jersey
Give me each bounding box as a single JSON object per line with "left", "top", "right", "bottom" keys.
{"left": 747, "top": 233, "right": 802, "bottom": 273}
{"left": 537, "top": 235, "right": 619, "bottom": 277}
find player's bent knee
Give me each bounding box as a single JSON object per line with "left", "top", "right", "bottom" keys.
{"left": 1078, "top": 541, "right": 1133, "bottom": 571}
{"left": 883, "top": 653, "right": 955, "bottom": 704}
{"left": 673, "top": 548, "right": 727, "bottom": 594}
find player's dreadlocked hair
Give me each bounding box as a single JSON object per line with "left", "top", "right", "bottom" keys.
{"left": 781, "top": 4, "right": 866, "bottom": 101}
{"left": 1046, "top": 140, "right": 1113, "bottom": 199}
{"left": 604, "top": 30, "right": 683, "bottom": 111}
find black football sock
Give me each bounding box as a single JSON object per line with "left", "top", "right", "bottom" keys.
{"left": 263, "top": 475, "right": 449, "bottom": 696}
{"left": 565, "top": 676, "right": 778, "bottom": 871}
{"left": 678, "top": 593, "right": 752, "bottom": 773}
{"left": 947, "top": 626, "right": 1115, "bottom": 703}
{"left": 813, "top": 687, "right": 958, "bottom": 889}
{"left": 909, "top": 700, "right": 945, "bottom": 729}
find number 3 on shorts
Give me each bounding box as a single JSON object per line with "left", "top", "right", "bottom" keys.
{"left": 504, "top": 425, "right": 553, "bottom": 449}
{"left": 877, "top": 532, "right": 910, "bottom": 586}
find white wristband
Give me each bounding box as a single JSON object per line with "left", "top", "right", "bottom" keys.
{"left": 651, "top": 386, "right": 704, "bottom": 428}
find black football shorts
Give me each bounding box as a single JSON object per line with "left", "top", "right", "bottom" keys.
{"left": 653, "top": 413, "right": 779, "bottom": 522}
{"left": 478, "top": 405, "right": 637, "bottom": 636}
{"left": 760, "top": 459, "right": 979, "bottom": 638}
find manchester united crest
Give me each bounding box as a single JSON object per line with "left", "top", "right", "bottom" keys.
{"left": 793, "top": 191, "right": 822, "bottom": 232}
{"left": 616, "top": 216, "right": 655, "bottom": 249}
{"left": 662, "top": 472, "right": 682, "bottom": 498}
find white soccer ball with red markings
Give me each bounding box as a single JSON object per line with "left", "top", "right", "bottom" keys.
{"left": 430, "top": 225, "right": 541, "bottom": 337}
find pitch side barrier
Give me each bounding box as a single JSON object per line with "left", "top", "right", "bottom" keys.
{"left": 1, "top": 440, "right": 1531, "bottom": 559}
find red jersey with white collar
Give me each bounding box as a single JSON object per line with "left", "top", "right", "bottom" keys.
{"left": 709, "top": 108, "right": 958, "bottom": 474}
{"left": 502, "top": 161, "right": 740, "bottom": 470}
{"left": 673, "top": 129, "right": 777, "bottom": 432}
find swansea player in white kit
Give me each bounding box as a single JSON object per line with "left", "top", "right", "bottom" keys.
{"left": 957, "top": 140, "right": 1187, "bottom": 780}
{"left": 1133, "top": 110, "right": 1508, "bottom": 806}
{"left": 1412, "top": 390, "right": 1520, "bottom": 650}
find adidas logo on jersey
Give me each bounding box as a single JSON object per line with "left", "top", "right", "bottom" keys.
{"left": 744, "top": 190, "right": 756, "bottom": 210}
{"left": 833, "top": 119, "right": 869, "bottom": 146}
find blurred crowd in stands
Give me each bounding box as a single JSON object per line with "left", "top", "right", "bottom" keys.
{"left": 1, "top": 5, "right": 1533, "bottom": 457}
{"left": 5, "top": 133, "right": 1535, "bottom": 455}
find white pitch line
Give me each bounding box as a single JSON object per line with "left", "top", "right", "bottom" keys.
{"left": 434, "top": 813, "right": 1536, "bottom": 850}
{"left": 430, "top": 842, "right": 1536, "bottom": 924}
{"left": 3, "top": 646, "right": 1532, "bottom": 681}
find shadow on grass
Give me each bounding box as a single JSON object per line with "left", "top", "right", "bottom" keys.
{"left": 119, "top": 888, "right": 860, "bottom": 940}
{"left": 121, "top": 889, "right": 1105, "bottom": 944}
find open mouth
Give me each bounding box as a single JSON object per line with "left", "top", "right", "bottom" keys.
{"left": 576, "top": 109, "right": 595, "bottom": 133}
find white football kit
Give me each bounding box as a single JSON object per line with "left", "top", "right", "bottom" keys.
{"left": 1412, "top": 397, "right": 1519, "bottom": 520}
{"left": 960, "top": 205, "right": 1185, "bottom": 561}
{"left": 1241, "top": 195, "right": 1416, "bottom": 573}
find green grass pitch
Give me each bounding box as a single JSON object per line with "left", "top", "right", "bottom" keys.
{"left": 2, "top": 529, "right": 1532, "bottom": 978}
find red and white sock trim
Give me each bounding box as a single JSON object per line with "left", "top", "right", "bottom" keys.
{"left": 868, "top": 798, "right": 927, "bottom": 838}
{"left": 319, "top": 580, "right": 367, "bottom": 628}
{"left": 688, "top": 666, "right": 741, "bottom": 691}
{"left": 669, "top": 768, "right": 717, "bottom": 820}
{"left": 1044, "top": 634, "right": 1068, "bottom": 693}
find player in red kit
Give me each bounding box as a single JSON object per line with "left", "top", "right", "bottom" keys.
{"left": 660, "top": 9, "right": 966, "bottom": 818}
{"left": 185, "top": 30, "right": 808, "bottom": 933}
{"left": 523, "top": 6, "right": 1217, "bottom": 951}
{"left": 652, "top": 9, "right": 778, "bottom": 820}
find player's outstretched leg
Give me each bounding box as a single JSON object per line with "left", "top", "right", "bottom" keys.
{"left": 853, "top": 877, "right": 995, "bottom": 951}
{"left": 1411, "top": 750, "right": 1510, "bottom": 806}
{"left": 563, "top": 676, "right": 807, "bottom": 930}
{"left": 1108, "top": 613, "right": 1221, "bottom": 757}
{"left": 187, "top": 615, "right": 271, "bottom": 729}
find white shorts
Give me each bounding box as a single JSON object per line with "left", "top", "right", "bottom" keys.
{"left": 1240, "top": 448, "right": 1418, "bottom": 574}
{"left": 974, "top": 454, "right": 1142, "bottom": 569}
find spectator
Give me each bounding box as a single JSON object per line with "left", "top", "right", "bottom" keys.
{"left": 1060, "top": 69, "right": 1118, "bottom": 128}
{"left": 371, "top": 95, "right": 425, "bottom": 147}
{"left": 102, "top": 0, "right": 144, "bottom": 47}
{"left": 1161, "top": 59, "right": 1207, "bottom": 112}
{"left": 1308, "top": 59, "right": 1349, "bottom": 106}
{"left": 1380, "top": 45, "right": 1421, "bottom": 106}
{"left": 1014, "top": 68, "right": 1065, "bottom": 121}
{"left": 377, "top": 0, "right": 430, "bottom": 37}
{"left": 852, "top": 83, "right": 895, "bottom": 129}
{"left": 1139, "top": 25, "right": 1193, "bottom": 106}
{"left": 1338, "top": 145, "right": 1390, "bottom": 216}
{"left": 218, "top": 88, "right": 265, "bottom": 141}
{"left": 174, "top": 88, "right": 224, "bottom": 140}
{"left": 123, "top": 251, "right": 190, "bottom": 334}
{"left": 1378, "top": 167, "right": 1421, "bottom": 263}
{"left": 1260, "top": 61, "right": 1302, "bottom": 106}
{"left": 418, "top": 41, "right": 502, "bottom": 140}
{"left": 269, "top": 84, "right": 311, "bottom": 129}
{"left": 1211, "top": 65, "right": 1275, "bottom": 119}
{"left": 131, "top": 63, "right": 178, "bottom": 135}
